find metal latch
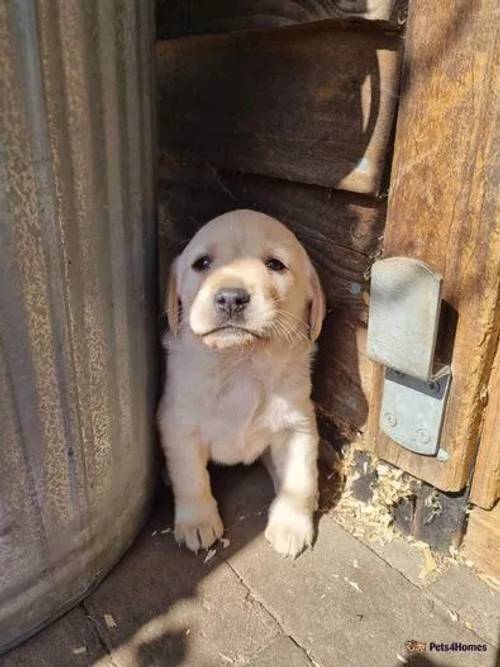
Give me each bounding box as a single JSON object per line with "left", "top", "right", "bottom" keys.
{"left": 367, "top": 257, "right": 452, "bottom": 458}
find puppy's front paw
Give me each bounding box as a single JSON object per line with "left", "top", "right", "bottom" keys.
{"left": 265, "top": 499, "right": 314, "bottom": 558}
{"left": 175, "top": 501, "right": 224, "bottom": 553}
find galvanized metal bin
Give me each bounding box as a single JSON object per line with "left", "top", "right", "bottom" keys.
{"left": 0, "top": 0, "right": 157, "bottom": 652}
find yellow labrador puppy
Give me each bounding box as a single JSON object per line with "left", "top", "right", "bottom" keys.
{"left": 158, "top": 210, "right": 325, "bottom": 558}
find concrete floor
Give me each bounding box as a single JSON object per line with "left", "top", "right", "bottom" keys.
{"left": 1, "top": 464, "right": 499, "bottom": 667}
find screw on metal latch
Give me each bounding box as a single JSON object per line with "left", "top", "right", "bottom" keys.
{"left": 428, "top": 380, "right": 441, "bottom": 395}
{"left": 436, "top": 448, "right": 449, "bottom": 462}
{"left": 416, "top": 428, "right": 430, "bottom": 444}
{"left": 383, "top": 412, "right": 397, "bottom": 428}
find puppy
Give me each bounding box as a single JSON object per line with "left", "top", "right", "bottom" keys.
{"left": 158, "top": 210, "right": 325, "bottom": 558}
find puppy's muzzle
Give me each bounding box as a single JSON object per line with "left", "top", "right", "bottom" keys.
{"left": 214, "top": 287, "right": 250, "bottom": 318}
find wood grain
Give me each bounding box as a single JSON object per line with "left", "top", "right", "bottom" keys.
{"left": 158, "top": 160, "right": 386, "bottom": 307}
{"left": 158, "top": 161, "right": 385, "bottom": 434}
{"left": 367, "top": 0, "right": 500, "bottom": 491}
{"left": 157, "top": 0, "right": 408, "bottom": 39}
{"left": 470, "top": 337, "right": 500, "bottom": 508}
{"left": 463, "top": 503, "right": 500, "bottom": 582}
{"left": 313, "top": 309, "right": 374, "bottom": 437}
{"left": 157, "top": 23, "right": 401, "bottom": 195}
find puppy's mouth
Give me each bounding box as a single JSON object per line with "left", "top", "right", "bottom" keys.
{"left": 201, "top": 325, "right": 262, "bottom": 340}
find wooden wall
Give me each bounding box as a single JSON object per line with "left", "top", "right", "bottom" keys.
{"left": 156, "top": 1, "right": 405, "bottom": 438}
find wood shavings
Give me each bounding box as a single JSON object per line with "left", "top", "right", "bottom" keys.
{"left": 477, "top": 573, "right": 500, "bottom": 592}
{"left": 160, "top": 527, "right": 171, "bottom": 534}
{"left": 417, "top": 544, "right": 439, "bottom": 580}
{"left": 221, "top": 538, "right": 231, "bottom": 549}
{"left": 72, "top": 646, "right": 87, "bottom": 655}
{"left": 219, "top": 652, "right": 234, "bottom": 663}
{"left": 352, "top": 559, "right": 359, "bottom": 568}
{"left": 321, "top": 445, "right": 500, "bottom": 595}
{"left": 151, "top": 530, "right": 158, "bottom": 537}
{"left": 431, "top": 540, "right": 498, "bottom": 584}
{"left": 396, "top": 654, "right": 408, "bottom": 664}
{"left": 204, "top": 548, "right": 216, "bottom": 563}
{"left": 104, "top": 614, "right": 117, "bottom": 629}
{"left": 423, "top": 490, "right": 443, "bottom": 525}
{"left": 447, "top": 608, "right": 459, "bottom": 622}
{"left": 332, "top": 449, "right": 416, "bottom": 545}
{"left": 345, "top": 577, "right": 363, "bottom": 593}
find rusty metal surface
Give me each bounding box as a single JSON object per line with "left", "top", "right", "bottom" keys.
{"left": 0, "top": 0, "right": 157, "bottom": 652}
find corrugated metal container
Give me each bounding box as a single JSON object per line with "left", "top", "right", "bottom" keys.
{"left": 0, "top": 0, "right": 157, "bottom": 652}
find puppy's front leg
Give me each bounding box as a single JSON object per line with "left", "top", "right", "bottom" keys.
{"left": 160, "top": 420, "right": 223, "bottom": 552}
{"left": 265, "top": 412, "right": 318, "bottom": 558}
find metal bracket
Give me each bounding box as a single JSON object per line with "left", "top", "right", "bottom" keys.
{"left": 367, "top": 257, "right": 452, "bottom": 457}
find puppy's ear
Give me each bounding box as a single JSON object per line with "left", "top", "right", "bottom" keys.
{"left": 308, "top": 262, "right": 326, "bottom": 342}
{"left": 165, "top": 258, "right": 181, "bottom": 335}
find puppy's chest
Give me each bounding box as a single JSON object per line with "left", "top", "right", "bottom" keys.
{"left": 199, "top": 374, "right": 290, "bottom": 465}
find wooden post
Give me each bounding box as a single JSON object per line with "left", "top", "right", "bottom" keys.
{"left": 368, "top": 0, "right": 500, "bottom": 491}
{"left": 470, "top": 338, "right": 500, "bottom": 508}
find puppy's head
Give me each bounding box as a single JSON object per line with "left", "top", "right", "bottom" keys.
{"left": 166, "top": 210, "right": 325, "bottom": 350}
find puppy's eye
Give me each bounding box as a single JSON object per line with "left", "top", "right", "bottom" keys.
{"left": 192, "top": 255, "right": 212, "bottom": 272}
{"left": 265, "top": 257, "right": 287, "bottom": 272}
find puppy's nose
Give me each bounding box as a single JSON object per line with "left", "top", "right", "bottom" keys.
{"left": 214, "top": 288, "right": 250, "bottom": 316}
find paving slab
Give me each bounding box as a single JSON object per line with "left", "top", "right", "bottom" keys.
{"left": 83, "top": 470, "right": 279, "bottom": 666}
{"left": 1, "top": 463, "right": 498, "bottom": 667}
{"left": 213, "top": 465, "right": 498, "bottom": 667}
{"left": 369, "top": 538, "right": 500, "bottom": 646}
{"left": 427, "top": 565, "right": 500, "bottom": 648}
{"left": 247, "top": 635, "right": 312, "bottom": 666}
{"left": 0, "top": 605, "right": 113, "bottom": 667}
{"left": 225, "top": 510, "right": 498, "bottom": 667}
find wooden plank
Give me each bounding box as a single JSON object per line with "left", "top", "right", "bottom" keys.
{"left": 470, "top": 336, "right": 500, "bottom": 508}
{"left": 158, "top": 160, "right": 386, "bottom": 307}
{"left": 157, "top": 0, "right": 408, "bottom": 39}
{"left": 463, "top": 503, "right": 500, "bottom": 582}
{"left": 158, "top": 161, "right": 385, "bottom": 434}
{"left": 313, "top": 309, "right": 373, "bottom": 438}
{"left": 367, "top": 0, "right": 500, "bottom": 491}
{"left": 157, "top": 23, "right": 401, "bottom": 195}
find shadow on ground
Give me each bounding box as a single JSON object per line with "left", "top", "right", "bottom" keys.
{"left": 2, "top": 459, "right": 498, "bottom": 667}
{"left": 0, "top": 461, "right": 340, "bottom": 666}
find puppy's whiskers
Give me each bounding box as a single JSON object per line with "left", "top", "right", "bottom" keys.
{"left": 266, "top": 314, "right": 308, "bottom": 346}
{"left": 273, "top": 309, "right": 310, "bottom": 344}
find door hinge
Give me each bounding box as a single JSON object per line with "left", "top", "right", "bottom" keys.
{"left": 367, "top": 257, "right": 452, "bottom": 457}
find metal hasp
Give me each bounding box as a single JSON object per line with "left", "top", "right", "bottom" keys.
{"left": 367, "top": 258, "right": 452, "bottom": 456}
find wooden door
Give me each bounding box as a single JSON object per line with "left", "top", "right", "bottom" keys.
{"left": 366, "top": 0, "right": 500, "bottom": 494}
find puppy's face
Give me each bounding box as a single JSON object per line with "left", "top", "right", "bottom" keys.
{"left": 167, "top": 210, "right": 325, "bottom": 350}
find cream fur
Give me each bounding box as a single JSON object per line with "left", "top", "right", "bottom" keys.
{"left": 157, "top": 210, "right": 325, "bottom": 558}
